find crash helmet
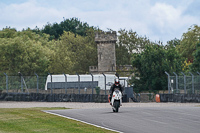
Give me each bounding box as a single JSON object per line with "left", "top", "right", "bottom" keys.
{"left": 115, "top": 78, "right": 120, "bottom": 86}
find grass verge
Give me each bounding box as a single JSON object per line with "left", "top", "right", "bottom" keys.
{"left": 0, "top": 107, "right": 115, "bottom": 133}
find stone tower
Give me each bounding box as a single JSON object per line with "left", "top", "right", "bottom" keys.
{"left": 94, "top": 31, "right": 117, "bottom": 73}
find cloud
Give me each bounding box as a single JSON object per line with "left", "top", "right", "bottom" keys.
{"left": 0, "top": 0, "right": 199, "bottom": 44}
{"left": 148, "top": 2, "right": 200, "bottom": 42}
{"left": 0, "top": 0, "right": 65, "bottom": 30}
{"left": 150, "top": 3, "right": 181, "bottom": 30}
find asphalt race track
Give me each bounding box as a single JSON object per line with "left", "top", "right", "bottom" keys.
{"left": 45, "top": 105, "right": 200, "bottom": 133}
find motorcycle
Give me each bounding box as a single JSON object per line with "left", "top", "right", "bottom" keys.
{"left": 109, "top": 88, "right": 122, "bottom": 112}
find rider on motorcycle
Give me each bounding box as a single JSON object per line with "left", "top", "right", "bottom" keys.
{"left": 109, "top": 78, "right": 123, "bottom": 103}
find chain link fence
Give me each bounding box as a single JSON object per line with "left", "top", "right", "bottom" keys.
{"left": 0, "top": 75, "right": 47, "bottom": 94}
{"left": 0, "top": 73, "right": 130, "bottom": 95}
{"left": 166, "top": 72, "right": 200, "bottom": 94}
{"left": 0, "top": 73, "right": 133, "bottom": 102}
{"left": 0, "top": 73, "right": 167, "bottom": 102}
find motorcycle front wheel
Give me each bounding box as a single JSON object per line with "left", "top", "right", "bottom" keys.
{"left": 113, "top": 100, "right": 120, "bottom": 112}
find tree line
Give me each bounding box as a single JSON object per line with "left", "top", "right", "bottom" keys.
{"left": 0, "top": 17, "right": 200, "bottom": 92}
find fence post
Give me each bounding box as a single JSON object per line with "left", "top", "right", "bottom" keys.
{"left": 90, "top": 73, "right": 94, "bottom": 102}
{"left": 48, "top": 73, "right": 52, "bottom": 95}
{"left": 18, "top": 72, "right": 23, "bottom": 93}
{"left": 197, "top": 72, "right": 200, "bottom": 75}
{"left": 165, "top": 72, "right": 171, "bottom": 94}
{"left": 115, "top": 73, "right": 119, "bottom": 78}
{"left": 19, "top": 72, "right": 29, "bottom": 94}
{"left": 63, "top": 73, "right": 67, "bottom": 94}
{"left": 197, "top": 72, "right": 200, "bottom": 93}
{"left": 102, "top": 73, "right": 106, "bottom": 95}
{"left": 173, "top": 72, "right": 179, "bottom": 93}
{"left": 189, "top": 72, "right": 194, "bottom": 94}
{"left": 3, "top": 73, "right": 8, "bottom": 93}
{"left": 35, "top": 73, "right": 39, "bottom": 94}
{"left": 90, "top": 73, "right": 94, "bottom": 95}
{"left": 181, "top": 72, "right": 186, "bottom": 94}
{"left": 76, "top": 73, "right": 80, "bottom": 94}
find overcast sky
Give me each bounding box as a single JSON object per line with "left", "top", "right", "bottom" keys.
{"left": 0, "top": 0, "right": 200, "bottom": 44}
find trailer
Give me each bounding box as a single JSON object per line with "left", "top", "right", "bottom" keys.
{"left": 45, "top": 74, "right": 129, "bottom": 90}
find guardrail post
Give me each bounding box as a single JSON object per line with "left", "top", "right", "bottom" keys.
{"left": 189, "top": 72, "right": 194, "bottom": 94}
{"left": 173, "top": 72, "right": 179, "bottom": 93}
{"left": 181, "top": 72, "right": 186, "bottom": 94}
{"left": 76, "top": 73, "right": 80, "bottom": 94}
{"left": 165, "top": 72, "right": 171, "bottom": 94}
{"left": 3, "top": 73, "right": 8, "bottom": 93}
{"left": 35, "top": 73, "right": 39, "bottom": 94}
{"left": 63, "top": 73, "right": 67, "bottom": 94}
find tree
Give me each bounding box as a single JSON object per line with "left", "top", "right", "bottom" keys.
{"left": 177, "top": 25, "right": 200, "bottom": 62}
{"left": 115, "top": 43, "right": 130, "bottom": 65}
{"left": 0, "top": 28, "right": 52, "bottom": 75}
{"left": 40, "top": 18, "right": 92, "bottom": 40}
{"left": 0, "top": 28, "right": 17, "bottom": 38}
{"left": 116, "top": 29, "right": 151, "bottom": 66}
{"left": 118, "top": 29, "right": 151, "bottom": 53}
{"left": 166, "top": 38, "right": 180, "bottom": 47}
{"left": 190, "top": 40, "right": 200, "bottom": 72}
{"left": 130, "top": 43, "right": 183, "bottom": 93}
{"left": 48, "top": 39, "right": 74, "bottom": 74}
{"left": 49, "top": 31, "right": 97, "bottom": 74}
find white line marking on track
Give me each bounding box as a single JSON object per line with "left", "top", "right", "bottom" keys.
{"left": 43, "top": 111, "right": 123, "bottom": 133}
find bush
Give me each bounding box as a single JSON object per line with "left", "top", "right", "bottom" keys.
{"left": 95, "top": 87, "right": 100, "bottom": 95}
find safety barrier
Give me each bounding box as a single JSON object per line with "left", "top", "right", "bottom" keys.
{"left": 159, "top": 94, "right": 200, "bottom": 103}
{"left": 0, "top": 93, "right": 128, "bottom": 103}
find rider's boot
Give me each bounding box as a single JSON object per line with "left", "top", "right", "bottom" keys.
{"left": 109, "top": 96, "right": 112, "bottom": 105}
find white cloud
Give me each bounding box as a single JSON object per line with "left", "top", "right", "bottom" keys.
{"left": 0, "top": 0, "right": 65, "bottom": 30}
{"left": 148, "top": 2, "right": 200, "bottom": 42}
{"left": 0, "top": 0, "right": 200, "bottom": 44}
{"left": 150, "top": 3, "right": 181, "bottom": 29}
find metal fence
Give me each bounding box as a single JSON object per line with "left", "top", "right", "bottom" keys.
{"left": 165, "top": 72, "right": 200, "bottom": 94}
{"left": 0, "top": 73, "right": 130, "bottom": 95}
{"left": 0, "top": 74, "right": 47, "bottom": 94}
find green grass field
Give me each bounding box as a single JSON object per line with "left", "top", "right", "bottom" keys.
{"left": 0, "top": 107, "right": 115, "bottom": 133}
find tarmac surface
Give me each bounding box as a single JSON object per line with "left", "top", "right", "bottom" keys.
{"left": 46, "top": 106, "right": 200, "bottom": 133}
{"left": 0, "top": 101, "right": 200, "bottom": 109}
{"left": 1, "top": 102, "right": 200, "bottom": 133}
